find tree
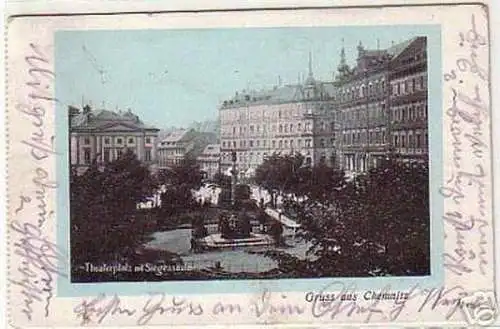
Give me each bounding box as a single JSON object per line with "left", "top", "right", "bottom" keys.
{"left": 287, "top": 158, "right": 430, "bottom": 277}
{"left": 159, "top": 158, "right": 203, "bottom": 213}
{"left": 254, "top": 153, "right": 305, "bottom": 207}
{"left": 71, "top": 149, "right": 156, "bottom": 267}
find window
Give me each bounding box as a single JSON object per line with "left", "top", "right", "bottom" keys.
{"left": 128, "top": 137, "right": 134, "bottom": 144}
{"left": 320, "top": 139, "right": 325, "bottom": 147}
{"left": 233, "top": 141, "right": 236, "bottom": 148}
{"left": 298, "top": 123, "right": 302, "bottom": 131}
{"left": 272, "top": 140, "right": 276, "bottom": 148}
{"left": 263, "top": 140, "right": 267, "bottom": 147}
{"left": 409, "top": 135, "right": 414, "bottom": 148}
{"left": 298, "top": 139, "right": 303, "bottom": 147}
{"left": 116, "top": 138, "right": 123, "bottom": 145}
{"left": 145, "top": 137, "right": 151, "bottom": 144}
{"left": 290, "top": 124, "right": 294, "bottom": 133}
{"left": 284, "top": 140, "right": 289, "bottom": 148}
{"left": 279, "top": 140, "right": 283, "bottom": 148}
{"left": 116, "top": 148, "right": 123, "bottom": 158}
{"left": 256, "top": 140, "right": 260, "bottom": 147}
{"left": 279, "top": 125, "right": 283, "bottom": 133}
{"left": 394, "top": 135, "right": 399, "bottom": 147}
{"left": 104, "top": 138, "right": 110, "bottom": 144}
{"left": 84, "top": 137, "right": 90, "bottom": 145}
{"left": 222, "top": 141, "right": 226, "bottom": 147}
{"left": 290, "top": 140, "right": 294, "bottom": 148}
{"left": 401, "top": 135, "right": 406, "bottom": 148}
{"left": 145, "top": 148, "right": 152, "bottom": 161}
{"left": 250, "top": 125, "right": 254, "bottom": 133}
{"left": 83, "top": 148, "right": 91, "bottom": 164}
{"left": 249, "top": 140, "right": 254, "bottom": 147}
{"left": 284, "top": 125, "right": 288, "bottom": 133}
{"left": 305, "top": 139, "right": 311, "bottom": 147}
{"left": 233, "top": 127, "right": 236, "bottom": 135}
{"left": 416, "top": 134, "right": 422, "bottom": 148}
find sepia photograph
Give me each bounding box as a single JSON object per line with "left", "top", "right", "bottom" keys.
{"left": 62, "top": 27, "right": 431, "bottom": 283}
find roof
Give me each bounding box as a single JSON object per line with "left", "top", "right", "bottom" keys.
{"left": 70, "top": 106, "right": 158, "bottom": 131}
{"left": 160, "top": 129, "right": 195, "bottom": 143}
{"left": 220, "top": 81, "right": 335, "bottom": 109}
{"left": 386, "top": 37, "right": 418, "bottom": 59}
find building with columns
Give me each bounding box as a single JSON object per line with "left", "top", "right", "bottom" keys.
{"left": 218, "top": 54, "right": 338, "bottom": 175}
{"left": 69, "top": 105, "right": 159, "bottom": 172}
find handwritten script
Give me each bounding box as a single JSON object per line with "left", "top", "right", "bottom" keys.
{"left": 440, "top": 13, "right": 490, "bottom": 277}
{"left": 73, "top": 282, "right": 485, "bottom": 325}
{"left": 10, "top": 43, "right": 65, "bottom": 321}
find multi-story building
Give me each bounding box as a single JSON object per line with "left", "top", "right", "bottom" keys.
{"left": 157, "top": 129, "right": 198, "bottom": 168}
{"left": 219, "top": 55, "right": 338, "bottom": 175}
{"left": 217, "top": 37, "right": 428, "bottom": 176}
{"left": 388, "top": 37, "right": 428, "bottom": 162}
{"left": 334, "top": 37, "right": 428, "bottom": 172}
{"left": 197, "top": 144, "right": 221, "bottom": 180}
{"left": 69, "top": 105, "right": 159, "bottom": 172}
{"left": 157, "top": 129, "right": 217, "bottom": 168}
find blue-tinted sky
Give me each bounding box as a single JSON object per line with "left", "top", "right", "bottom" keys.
{"left": 56, "top": 26, "right": 432, "bottom": 128}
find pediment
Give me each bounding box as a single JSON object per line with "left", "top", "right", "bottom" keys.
{"left": 98, "top": 122, "right": 142, "bottom": 132}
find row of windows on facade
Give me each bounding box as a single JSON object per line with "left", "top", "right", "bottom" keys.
{"left": 340, "top": 130, "right": 428, "bottom": 149}
{"left": 390, "top": 75, "right": 427, "bottom": 97}
{"left": 157, "top": 148, "right": 187, "bottom": 155}
{"left": 340, "top": 101, "right": 427, "bottom": 123}
{"left": 342, "top": 130, "right": 387, "bottom": 146}
{"left": 336, "top": 79, "right": 387, "bottom": 102}
{"left": 335, "top": 74, "right": 426, "bottom": 103}
{"left": 81, "top": 136, "right": 153, "bottom": 145}
{"left": 223, "top": 121, "right": 322, "bottom": 137}
{"left": 220, "top": 106, "right": 323, "bottom": 122}
{"left": 81, "top": 147, "right": 152, "bottom": 164}
{"left": 221, "top": 137, "right": 336, "bottom": 150}
{"left": 221, "top": 151, "right": 316, "bottom": 164}
{"left": 391, "top": 103, "right": 428, "bottom": 122}
{"left": 393, "top": 132, "right": 428, "bottom": 149}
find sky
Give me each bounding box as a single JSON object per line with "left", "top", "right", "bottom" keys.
{"left": 56, "top": 26, "right": 435, "bottom": 129}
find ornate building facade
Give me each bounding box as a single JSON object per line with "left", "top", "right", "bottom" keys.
{"left": 388, "top": 37, "right": 428, "bottom": 162}
{"left": 218, "top": 55, "right": 338, "bottom": 175}
{"left": 69, "top": 105, "right": 159, "bottom": 172}
{"left": 218, "top": 37, "right": 428, "bottom": 175}
{"left": 334, "top": 36, "right": 428, "bottom": 172}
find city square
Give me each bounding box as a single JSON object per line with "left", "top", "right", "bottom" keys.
{"left": 65, "top": 28, "right": 430, "bottom": 282}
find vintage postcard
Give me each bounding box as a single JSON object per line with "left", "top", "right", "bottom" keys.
{"left": 5, "top": 2, "right": 497, "bottom": 328}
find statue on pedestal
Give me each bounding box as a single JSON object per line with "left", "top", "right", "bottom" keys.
{"left": 219, "top": 212, "right": 251, "bottom": 239}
